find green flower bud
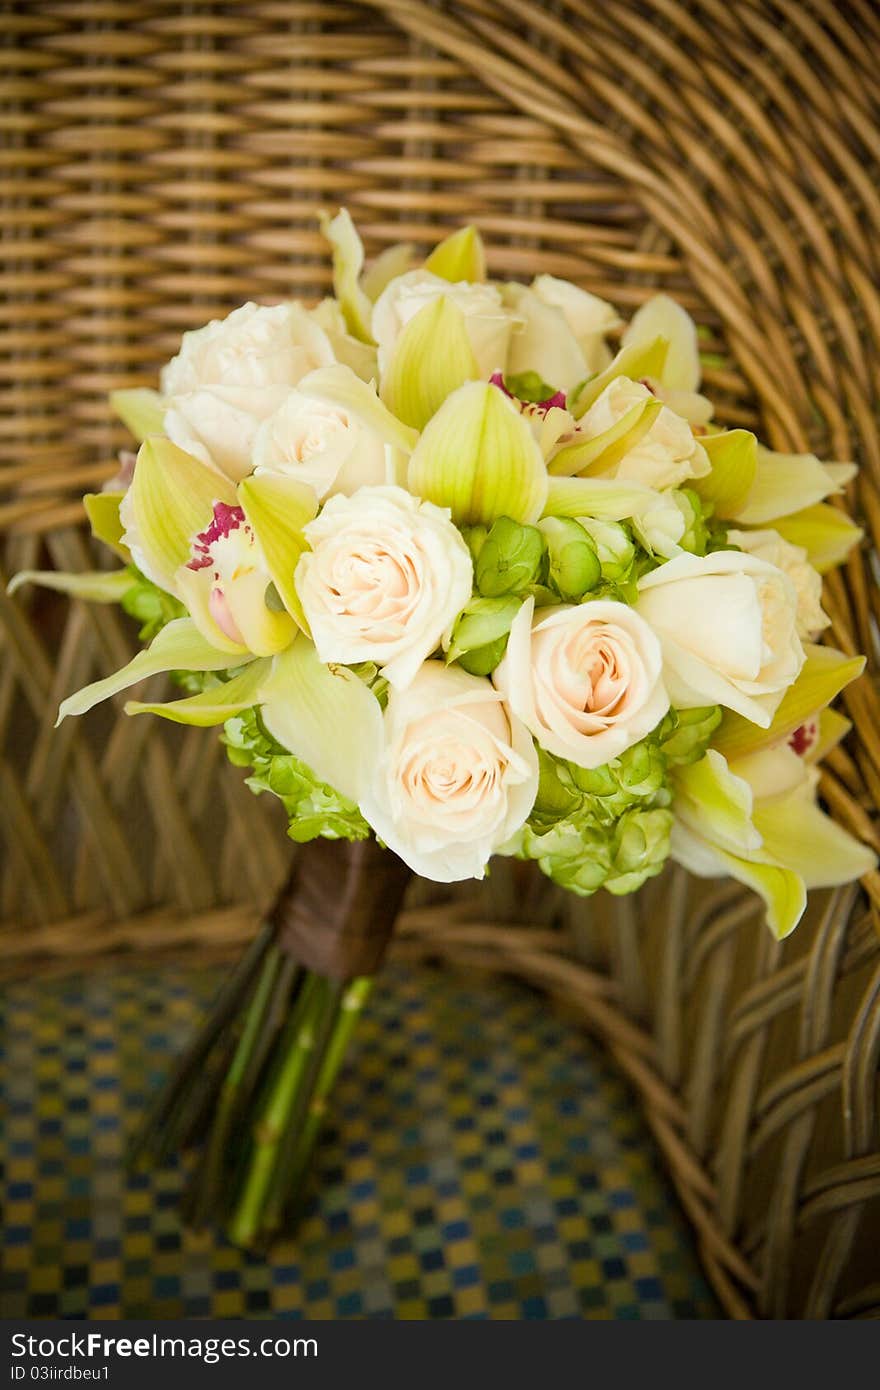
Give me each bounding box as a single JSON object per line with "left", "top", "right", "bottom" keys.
{"left": 659, "top": 705, "right": 722, "bottom": 765}
{"left": 538, "top": 516, "right": 601, "bottom": 600}
{"left": 446, "top": 595, "right": 520, "bottom": 675}
{"left": 575, "top": 518, "right": 635, "bottom": 583}
{"left": 475, "top": 516, "right": 545, "bottom": 597}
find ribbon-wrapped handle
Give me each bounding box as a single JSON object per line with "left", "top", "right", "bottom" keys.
{"left": 272, "top": 837, "right": 412, "bottom": 982}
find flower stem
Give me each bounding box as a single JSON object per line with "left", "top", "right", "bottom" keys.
{"left": 271, "top": 977, "right": 374, "bottom": 1231}
{"left": 226, "top": 972, "right": 328, "bottom": 1248}
{"left": 259, "top": 980, "right": 345, "bottom": 1236}
{"left": 184, "top": 944, "right": 285, "bottom": 1227}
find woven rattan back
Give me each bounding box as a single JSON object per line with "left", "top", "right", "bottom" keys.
{"left": 2, "top": 0, "right": 879, "bottom": 1318}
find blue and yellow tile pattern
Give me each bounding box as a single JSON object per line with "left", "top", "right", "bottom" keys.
{"left": 1, "top": 960, "right": 717, "bottom": 1319}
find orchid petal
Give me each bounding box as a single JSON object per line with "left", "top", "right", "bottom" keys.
{"left": 549, "top": 398, "right": 662, "bottom": 477}
{"left": 309, "top": 299, "right": 378, "bottom": 382}
{"left": 381, "top": 294, "right": 479, "bottom": 430}
{"left": 773, "top": 502, "right": 863, "bottom": 573}
{"left": 693, "top": 429, "right": 757, "bottom": 519}
{"left": 673, "top": 749, "right": 762, "bottom": 858}
{"left": 670, "top": 758, "right": 807, "bottom": 939}
{"left": 125, "top": 658, "right": 271, "bottom": 726}
{"left": 733, "top": 447, "right": 856, "bottom": 525}
{"left": 711, "top": 644, "right": 866, "bottom": 761}
{"left": 238, "top": 472, "right": 318, "bottom": 632}
{"left": 408, "top": 380, "right": 548, "bottom": 525}
{"left": 174, "top": 566, "right": 249, "bottom": 656}
{"left": 56, "top": 618, "right": 243, "bottom": 725}
{"left": 8, "top": 568, "right": 133, "bottom": 604}
{"left": 622, "top": 294, "right": 701, "bottom": 391}
{"left": 320, "top": 208, "right": 374, "bottom": 344}
{"left": 84, "top": 492, "right": 131, "bottom": 561}
{"left": 809, "top": 707, "right": 851, "bottom": 762}
{"left": 109, "top": 388, "right": 166, "bottom": 441}
{"left": 260, "top": 639, "right": 383, "bottom": 805}
{"left": 567, "top": 337, "right": 669, "bottom": 419}
{"left": 124, "top": 437, "right": 236, "bottom": 593}
{"left": 361, "top": 242, "right": 417, "bottom": 302}
{"left": 710, "top": 850, "right": 806, "bottom": 940}
{"left": 543, "top": 475, "right": 662, "bottom": 521}
{"left": 754, "top": 792, "right": 876, "bottom": 890}
{"left": 425, "top": 224, "right": 486, "bottom": 282}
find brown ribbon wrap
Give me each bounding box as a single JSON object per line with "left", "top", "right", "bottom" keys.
{"left": 271, "top": 837, "right": 412, "bottom": 982}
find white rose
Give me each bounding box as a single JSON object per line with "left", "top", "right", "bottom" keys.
{"left": 636, "top": 550, "right": 805, "bottom": 726}
{"left": 295, "top": 485, "right": 473, "bottom": 689}
{"left": 578, "top": 377, "right": 710, "bottom": 490}
{"left": 727, "top": 529, "right": 828, "bottom": 638}
{"left": 360, "top": 662, "right": 539, "bottom": 882}
{"left": 253, "top": 390, "right": 388, "bottom": 500}
{"left": 494, "top": 597, "right": 669, "bottom": 770}
{"left": 530, "top": 275, "right": 621, "bottom": 374}
{"left": 372, "top": 269, "right": 515, "bottom": 380}
{"left": 161, "top": 302, "right": 336, "bottom": 481}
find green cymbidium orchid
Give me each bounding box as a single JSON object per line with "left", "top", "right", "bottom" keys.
{"left": 567, "top": 336, "right": 670, "bottom": 419}
{"left": 408, "top": 381, "right": 549, "bottom": 525}
{"left": 692, "top": 429, "right": 757, "bottom": 519}
{"left": 425, "top": 224, "right": 486, "bottom": 283}
{"left": 548, "top": 395, "right": 663, "bottom": 478}
{"left": 320, "top": 208, "right": 375, "bottom": 345}
{"left": 711, "top": 643, "right": 866, "bottom": 762}
{"left": 771, "top": 502, "right": 863, "bottom": 573}
{"left": 381, "top": 295, "right": 480, "bottom": 430}
{"left": 621, "top": 294, "right": 700, "bottom": 393}
{"left": 109, "top": 387, "right": 166, "bottom": 441}
{"left": 671, "top": 741, "right": 876, "bottom": 939}
{"left": 123, "top": 437, "right": 316, "bottom": 658}
{"left": 731, "top": 446, "right": 856, "bottom": 526}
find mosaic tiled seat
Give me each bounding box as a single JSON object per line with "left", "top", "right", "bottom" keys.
{"left": 1, "top": 963, "right": 716, "bottom": 1320}
{"left": 2, "top": 0, "right": 879, "bottom": 1319}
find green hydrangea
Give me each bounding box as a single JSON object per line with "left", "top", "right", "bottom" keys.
{"left": 522, "top": 807, "right": 672, "bottom": 897}
{"left": 520, "top": 706, "right": 719, "bottom": 896}
{"left": 222, "top": 707, "right": 370, "bottom": 843}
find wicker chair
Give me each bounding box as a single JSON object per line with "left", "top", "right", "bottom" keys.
{"left": 2, "top": 0, "right": 879, "bottom": 1319}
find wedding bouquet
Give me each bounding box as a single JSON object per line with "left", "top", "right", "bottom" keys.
{"left": 14, "top": 212, "right": 874, "bottom": 1246}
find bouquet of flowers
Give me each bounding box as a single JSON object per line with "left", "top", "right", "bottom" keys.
{"left": 14, "top": 212, "right": 874, "bottom": 1247}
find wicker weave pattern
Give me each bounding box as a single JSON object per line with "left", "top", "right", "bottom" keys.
{"left": 1, "top": 0, "right": 879, "bottom": 1319}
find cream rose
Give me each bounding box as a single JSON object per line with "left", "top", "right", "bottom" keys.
{"left": 636, "top": 550, "right": 804, "bottom": 726}
{"left": 372, "top": 269, "right": 515, "bottom": 380}
{"left": 578, "top": 377, "right": 710, "bottom": 490}
{"left": 360, "top": 662, "right": 539, "bottom": 881}
{"left": 727, "top": 528, "right": 828, "bottom": 638}
{"left": 161, "top": 302, "right": 336, "bottom": 482}
{"left": 494, "top": 597, "right": 669, "bottom": 770}
{"left": 253, "top": 389, "right": 388, "bottom": 500}
{"left": 295, "top": 485, "right": 473, "bottom": 688}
